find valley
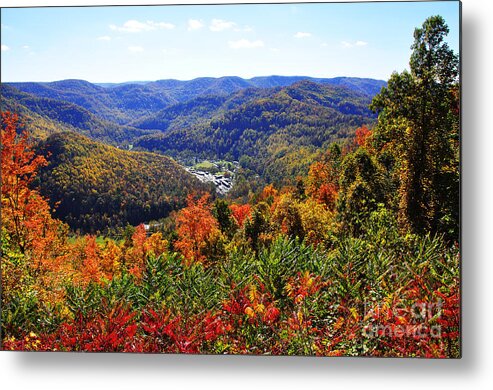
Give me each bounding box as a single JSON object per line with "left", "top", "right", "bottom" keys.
{"left": 1, "top": 75, "right": 383, "bottom": 232}
{"left": 185, "top": 160, "right": 238, "bottom": 195}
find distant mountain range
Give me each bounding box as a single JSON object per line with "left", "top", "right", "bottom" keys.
{"left": 4, "top": 76, "right": 385, "bottom": 126}
{"left": 1, "top": 84, "right": 155, "bottom": 144}
{"left": 1, "top": 75, "right": 385, "bottom": 227}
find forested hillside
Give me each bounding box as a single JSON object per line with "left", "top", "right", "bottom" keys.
{"left": 1, "top": 85, "right": 157, "bottom": 144}
{"left": 1, "top": 87, "right": 76, "bottom": 140}
{"left": 6, "top": 76, "right": 384, "bottom": 126}
{"left": 135, "top": 81, "right": 377, "bottom": 188}
{"left": 4, "top": 79, "right": 176, "bottom": 125}
{"left": 128, "top": 86, "right": 276, "bottom": 131}
{"left": 35, "top": 132, "right": 212, "bottom": 233}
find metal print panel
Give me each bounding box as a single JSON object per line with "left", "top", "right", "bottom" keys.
{"left": 0, "top": 1, "right": 461, "bottom": 357}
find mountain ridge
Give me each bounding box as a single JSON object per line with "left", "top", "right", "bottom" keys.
{"left": 134, "top": 80, "right": 377, "bottom": 190}
{"left": 6, "top": 76, "right": 385, "bottom": 126}
{"left": 0, "top": 84, "right": 157, "bottom": 144}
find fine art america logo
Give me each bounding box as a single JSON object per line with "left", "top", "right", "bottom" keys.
{"left": 362, "top": 301, "right": 443, "bottom": 339}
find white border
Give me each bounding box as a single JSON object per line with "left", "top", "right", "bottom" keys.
{"left": 2, "top": 1, "right": 492, "bottom": 389}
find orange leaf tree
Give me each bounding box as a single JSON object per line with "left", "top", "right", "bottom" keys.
{"left": 174, "top": 193, "right": 219, "bottom": 265}
{"left": 354, "top": 125, "right": 372, "bottom": 148}
{"left": 306, "top": 143, "right": 342, "bottom": 211}
{"left": 229, "top": 203, "right": 252, "bottom": 228}
{"left": 1, "top": 112, "right": 69, "bottom": 303}
{"left": 125, "top": 224, "right": 147, "bottom": 280}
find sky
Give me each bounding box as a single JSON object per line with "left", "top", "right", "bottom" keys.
{"left": 0, "top": 1, "right": 460, "bottom": 83}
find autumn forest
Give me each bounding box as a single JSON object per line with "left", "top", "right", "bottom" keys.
{"left": 0, "top": 15, "right": 460, "bottom": 357}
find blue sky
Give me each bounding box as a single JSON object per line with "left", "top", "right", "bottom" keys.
{"left": 0, "top": 1, "right": 460, "bottom": 83}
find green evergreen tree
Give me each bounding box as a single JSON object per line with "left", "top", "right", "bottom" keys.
{"left": 212, "top": 199, "right": 236, "bottom": 238}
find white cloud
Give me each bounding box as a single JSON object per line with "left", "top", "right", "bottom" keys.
{"left": 210, "top": 19, "right": 236, "bottom": 32}
{"left": 294, "top": 32, "right": 311, "bottom": 39}
{"left": 97, "top": 36, "right": 111, "bottom": 41}
{"left": 188, "top": 19, "right": 204, "bottom": 31}
{"left": 128, "top": 46, "right": 144, "bottom": 53}
{"left": 1, "top": 44, "right": 10, "bottom": 52}
{"left": 151, "top": 22, "right": 175, "bottom": 30}
{"left": 341, "top": 40, "right": 368, "bottom": 48}
{"left": 228, "top": 39, "right": 265, "bottom": 49}
{"left": 110, "top": 20, "right": 175, "bottom": 33}
{"left": 234, "top": 25, "right": 254, "bottom": 33}
{"left": 320, "top": 42, "right": 328, "bottom": 48}
{"left": 22, "top": 45, "right": 30, "bottom": 49}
